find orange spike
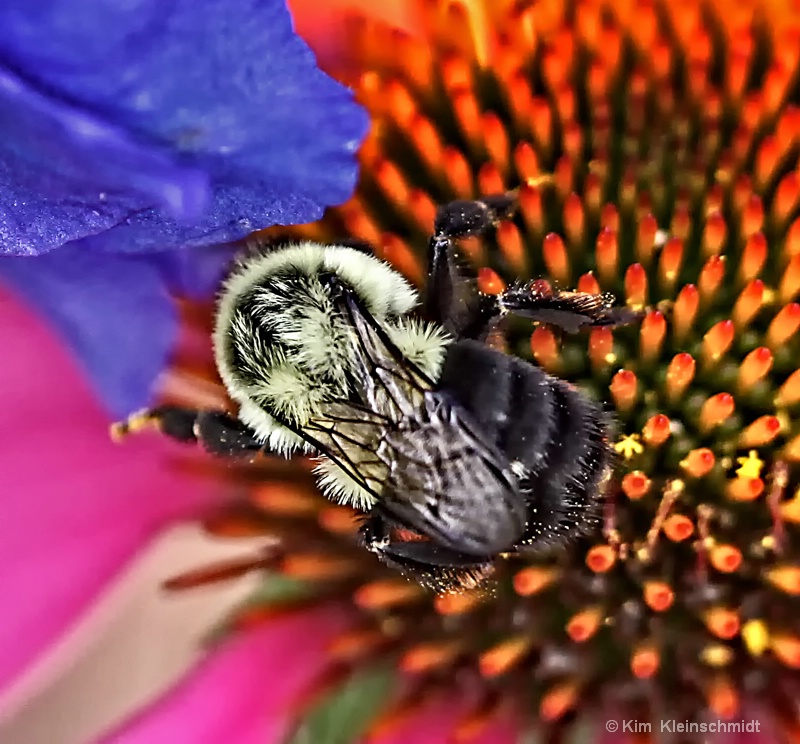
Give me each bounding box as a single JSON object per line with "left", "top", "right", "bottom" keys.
{"left": 482, "top": 112, "right": 509, "bottom": 172}
{"left": 478, "top": 161, "right": 504, "bottom": 196}
{"left": 739, "top": 416, "right": 782, "bottom": 448}
{"left": 681, "top": 448, "right": 716, "bottom": 478}
{"left": 771, "top": 634, "right": 800, "bottom": 668}
{"left": 363, "top": 692, "right": 426, "bottom": 741}
{"left": 280, "top": 553, "right": 357, "bottom": 581}
{"left": 252, "top": 483, "right": 320, "bottom": 515}
{"left": 780, "top": 255, "right": 800, "bottom": 303}
{"left": 670, "top": 205, "right": 691, "bottom": 241}
{"left": 739, "top": 233, "right": 768, "bottom": 282}
{"left": 643, "top": 580, "right": 674, "bottom": 611}
{"left": 327, "top": 628, "right": 389, "bottom": 662}
{"left": 631, "top": 643, "right": 660, "bottom": 678}
{"left": 786, "top": 217, "right": 800, "bottom": 259}
{"left": 453, "top": 89, "right": 481, "bottom": 142}
{"left": 699, "top": 255, "right": 727, "bottom": 302}
{"left": 585, "top": 544, "right": 616, "bottom": 573}
{"left": 672, "top": 284, "right": 699, "bottom": 341}
{"left": 624, "top": 263, "right": 648, "bottom": 309}
{"left": 699, "top": 393, "right": 735, "bottom": 433}
{"left": 410, "top": 114, "right": 443, "bottom": 172}
{"left": 497, "top": 222, "right": 526, "bottom": 275}
{"left": 434, "top": 590, "right": 484, "bottom": 616}
{"left": 610, "top": 369, "right": 638, "bottom": 412}
{"left": 318, "top": 505, "right": 360, "bottom": 535}
{"left": 442, "top": 146, "right": 473, "bottom": 198}
{"left": 765, "top": 565, "right": 800, "bottom": 595}
{"left": 408, "top": 189, "right": 437, "bottom": 233}
{"left": 706, "top": 676, "right": 739, "bottom": 719}
{"left": 600, "top": 203, "right": 619, "bottom": 232}
{"left": 622, "top": 471, "right": 651, "bottom": 500}
{"left": 779, "top": 488, "right": 800, "bottom": 523}
{"left": 519, "top": 182, "right": 544, "bottom": 233}
{"left": 776, "top": 369, "right": 800, "bottom": 406}
{"left": 785, "top": 433, "right": 800, "bottom": 461}
{"left": 663, "top": 514, "right": 694, "bottom": 542}
{"left": 513, "top": 566, "right": 559, "bottom": 596}
{"left": 702, "top": 211, "right": 727, "bottom": 256}
{"left": 727, "top": 476, "right": 765, "bottom": 502}
{"left": 577, "top": 271, "right": 600, "bottom": 295}
{"left": 380, "top": 233, "right": 424, "bottom": 287}
{"left": 742, "top": 194, "right": 764, "bottom": 237}
{"left": 354, "top": 579, "right": 424, "bottom": 610}
{"left": 709, "top": 544, "right": 743, "bottom": 573}
{"left": 539, "top": 682, "right": 579, "bottom": 722}
{"left": 401, "top": 639, "right": 463, "bottom": 673}
{"left": 542, "top": 232, "right": 570, "bottom": 284}
{"left": 530, "top": 327, "right": 561, "bottom": 372}
{"left": 595, "top": 228, "right": 618, "bottom": 285}
{"left": 639, "top": 311, "right": 666, "bottom": 362}
{"left": 658, "top": 237, "right": 683, "bottom": 291}
{"left": 774, "top": 172, "right": 800, "bottom": 223}
{"left": 477, "top": 267, "right": 505, "bottom": 295}
{"left": 737, "top": 347, "right": 773, "bottom": 393}
{"left": 588, "top": 327, "right": 614, "bottom": 369}
{"left": 513, "top": 141, "right": 539, "bottom": 182}
{"left": 636, "top": 212, "right": 659, "bottom": 263}
{"left": 702, "top": 320, "right": 735, "bottom": 366}
{"left": 733, "top": 279, "right": 764, "bottom": 328}
{"left": 767, "top": 303, "right": 800, "bottom": 348}
{"left": 665, "top": 353, "right": 696, "bottom": 401}
{"left": 703, "top": 607, "right": 740, "bottom": 640}
{"left": 643, "top": 414, "right": 671, "bottom": 446}
{"left": 479, "top": 634, "right": 535, "bottom": 677}
{"left": 564, "top": 193, "right": 585, "bottom": 246}
{"left": 566, "top": 606, "right": 603, "bottom": 642}
{"left": 163, "top": 554, "right": 273, "bottom": 591}
{"left": 375, "top": 159, "right": 410, "bottom": 206}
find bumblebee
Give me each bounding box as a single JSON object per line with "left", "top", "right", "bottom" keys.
{"left": 114, "top": 191, "right": 638, "bottom": 590}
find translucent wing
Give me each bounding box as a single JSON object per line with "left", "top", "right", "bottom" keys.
{"left": 304, "top": 282, "right": 526, "bottom": 553}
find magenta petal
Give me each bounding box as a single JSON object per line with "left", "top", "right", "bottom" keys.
{"left": 0, "top": 287, "right": 218, "bottom": 696}
{"left": 95, "top": 607, "right": 351, "bottom": 744}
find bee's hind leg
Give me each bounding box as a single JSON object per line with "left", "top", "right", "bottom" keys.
{"left": 111, "top": 405, "right": 263, "bottom": 457}
{"left": 358, "top": 512, "right": 495, "bottom": 590}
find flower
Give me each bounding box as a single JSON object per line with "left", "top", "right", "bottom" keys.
{"left": 0, "top": 286, "right": 220, "bottom": 711}
{"left": 6, "top": 0, "right": 800, "bottom": 742}
{"left": 102, "top": 0, "right": 798, "bottom": 740}
{"left": 0, "top": 0, "right": 368, "bottom": 257}
{"left": 0, "top": 0, "right": 370, "bottom": 416}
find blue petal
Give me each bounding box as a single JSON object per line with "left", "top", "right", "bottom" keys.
{"left": 0, "top": 247, "right": 180, "bottom": 417}
{"left": 0, "top": 0, "right": 369, "bottom": 256}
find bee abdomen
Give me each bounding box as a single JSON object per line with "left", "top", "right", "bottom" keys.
{"left": 521, "top": 379, "right": 610, "bottom": 546}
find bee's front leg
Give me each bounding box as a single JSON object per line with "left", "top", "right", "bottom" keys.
{"left": 111, "top": 405, "right": 263, "bottom": 457}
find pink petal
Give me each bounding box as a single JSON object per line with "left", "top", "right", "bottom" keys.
{"left": 94, "top": 606, "right": 350, "bottom": 744}
{"left": 0, "top": 287, "right": 219, "bottom": 698}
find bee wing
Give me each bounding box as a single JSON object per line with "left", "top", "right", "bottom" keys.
{"left": 300, "top": 284, "right": 435, "bottom": 496}
{"left": 375, "top": 393, "right": 527, "bottom": 555}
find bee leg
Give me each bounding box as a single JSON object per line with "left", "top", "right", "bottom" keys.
{"left": 111, "top": 405, "right": 263, "bottom": 457}
{"left": 497, "top": 281, "right": 643, "bottom": 334}
{"left": 424, "top": 192, "right": 519, "bottom": 337}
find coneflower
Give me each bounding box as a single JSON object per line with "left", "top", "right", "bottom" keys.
{"left": 162, "top": 0, "right": 800, "bottom": 740}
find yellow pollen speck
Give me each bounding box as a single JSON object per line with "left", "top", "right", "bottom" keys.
{"left": 700, "top": 644, "right": 734, "bottom": 667}
{"left": 761, "top": 535, "right": 777, "bottom": 551}
{"left": 742, "top": 620, "right": 770, "bottom": 657}
{"left": 615, "top": 434, "right": 644, "bottom": 459}
{"left": 604, "top": 353, "right": 617, "bottom": 364}
{"left": 735, "top": 450, "right": 764, "bottom": 480}
{"left": 762, "top": 287, "right": 777, "bottom": 305}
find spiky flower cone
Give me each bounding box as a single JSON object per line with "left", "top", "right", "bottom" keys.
{"left": 166, "top": 0, "right": 800, "bottom": 739}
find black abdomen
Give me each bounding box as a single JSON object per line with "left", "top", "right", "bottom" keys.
{"left": 438, "top": 339, "right": 611, "bottom": 549}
